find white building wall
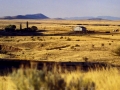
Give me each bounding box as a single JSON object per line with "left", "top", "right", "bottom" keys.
{"left": 74, "top": 26, "right": 82, "bottom": 31}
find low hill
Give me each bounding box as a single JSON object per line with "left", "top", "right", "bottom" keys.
{"left": 88, "top": 18, "right": 107, "bottom": 20}
{"left": 65, "top": 16, "right": 120, "bottom": 20}
{"left": 1, "top": 13, "right": 49, "bottom": 19}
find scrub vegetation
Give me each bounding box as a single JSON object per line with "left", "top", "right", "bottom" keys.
{"left": 0, "top": 19, "right": 120, "bottom": 90}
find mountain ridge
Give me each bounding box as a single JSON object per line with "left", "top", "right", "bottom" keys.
{"left": 0, "top": 13, "right": 120, "bottom": 20}
{"left": 64, "top": 16, "right": 120, "bottom": 20}
{"left": 0, "top": 13, "right": 49, "bottom": 19}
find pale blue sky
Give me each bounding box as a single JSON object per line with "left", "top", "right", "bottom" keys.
{"left": 0, "top": 0, "right": 120, "bottom": 18}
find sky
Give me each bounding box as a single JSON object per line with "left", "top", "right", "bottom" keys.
{"left": 0, "top": 0, "right": 120, "bottom": 18}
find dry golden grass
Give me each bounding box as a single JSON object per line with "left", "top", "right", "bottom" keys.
{"left": 0, "top": 68, "right": 120, "bottom": 90}
{"left": 0, "top": 19, "right": 120, "bottom": 90}
{"left": 0, "top": 19, "right": 120, "bottom": 65}
{"left": 0, "top": 19, "right": 120, "bottom": 31}
{"left": 1, "top": 35, "right": 120, "bottom": 65}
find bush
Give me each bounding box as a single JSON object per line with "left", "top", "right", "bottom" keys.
{"left": 31, "top": 26, "right": 38, "bottom": 31}
{"left": 71, "top": 46, "right": 74, "bottom": 49}
{"left": 66, "top": 37, "right": 71, "bottom": 41}
{"left": 75, "top": 44, "right": 80, "bottom": 47}
{"left": 113, "top": 46, "right": 120, "bottom": 56}
{"left": 5, "top": 25, "right": 16, "bottom": 32}
{"left": 60, "top": 36, "right": 63, "bottom": 39}
{"left": 101, "top": 43, "right": 104, "bottom": 47}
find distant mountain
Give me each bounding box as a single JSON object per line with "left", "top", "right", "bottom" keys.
{"left": 1, "top": 14, "right": 120, "bottom": 20}
{"left": 65, "top": 16, "right": 120, "bottom": 20}
{"left": 88, "top": 18, "right": 106, "bottom": 20}
{"left": 97, "top": 16, "right": 120, "bottom": 20}
{"left": 53, "top": 18, "right": 65, "bottom": 20}
{"left": 65, "top": 16, "right": 94, "bottom": 20}
{"left": 1, "top": 13, "right": 49, "bottom": 19}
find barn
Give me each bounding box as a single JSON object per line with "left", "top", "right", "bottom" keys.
{"left": 73, "top": 26, "right": 87, "bottom": 33}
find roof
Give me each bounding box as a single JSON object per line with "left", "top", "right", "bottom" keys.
{"left": 76, "top": 26, "right": 86, "bottom": 28}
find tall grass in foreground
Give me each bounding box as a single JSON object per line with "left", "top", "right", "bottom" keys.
{"left": 10, "top": 67, "right": 95, "bottom": 90}
{"left": 1, "top": 67, "right": 120, "bottom": 90}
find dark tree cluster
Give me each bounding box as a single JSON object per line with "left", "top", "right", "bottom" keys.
{"left": 5, "top": 25, "right": 16, "bottom": 32}
{"left": 4, "top": 21, "right": 38, "bottom": 33}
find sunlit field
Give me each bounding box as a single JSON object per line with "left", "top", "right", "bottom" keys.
{"left": 0, "top": 19, "right": 120, "bottom": 90}
{"left": 0, "top": 19, "right": 120, "bottom": 64}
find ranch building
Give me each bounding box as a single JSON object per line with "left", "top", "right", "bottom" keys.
{"left": 73, "top": 26, "right": 87, "bottom": 33}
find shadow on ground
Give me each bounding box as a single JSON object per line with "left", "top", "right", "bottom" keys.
{"left": 0, "top": 58, "right": 119, "bottom": 75}
{"left": 0, "top": 29, "right": 46, "bottom": 36}
{"left": 0, "top": 29, "right": 119, "bottom": 36}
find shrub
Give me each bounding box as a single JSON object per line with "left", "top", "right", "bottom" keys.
{"left": 83, "top": 57, "right": 88, "bottom": 62}
{"left": 109, "top": 43, "right": 111, "bottom": 45}
{"left": 75, "top": 44, "right": 80, "bottom": 47}
{"left": 101, "top": 43, "right": 104, "bottom": 47}
{"left": 92, "top": 44, "right": 94, "bottom": 48}
{"left": 70, "top": 46, "right": 74, "bottom": 49}
{"left": 66, "top": 37, "right": 71, "bottom": 41}
{"left": 31, "top": 26, "right": 38, "bottom": 31}
{"left": 5, "top": 25, "right": 16, "bottom": 32}
{"left": 76, "top": 39, "right": 80, "bottom": 41}
{"left": 60, "top": 36, "right": 63, "bottom": 39}
{"left": 113, "top": 46, "right": 120, "bottom": 56}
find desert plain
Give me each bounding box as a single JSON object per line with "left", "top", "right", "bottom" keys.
{"left": 0, "top": 19, "right": 120, "bottom": 65}
{"left": 0, "top": 19, "right": 120, "bottom": 90}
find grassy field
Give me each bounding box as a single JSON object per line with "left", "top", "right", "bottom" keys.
{"left": 0, "top": 67, "right": 120, "bottom": 90}
{"left": 0, "top": 19, "right": 120, "bottom": 65}
{"left": 0, "top": 19, "right": 120, "bottom": 90}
